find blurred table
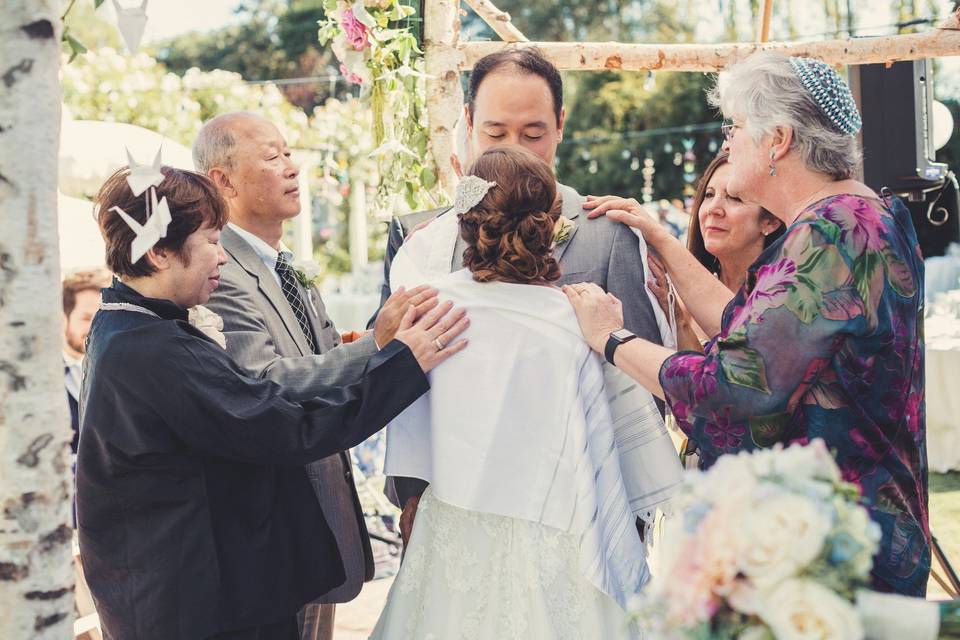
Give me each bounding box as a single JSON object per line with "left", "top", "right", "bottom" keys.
{"left": 926, "top": 310, "right": 960, "bottom": 473}
{"left": 321, "top": 292, "right": 381, "bottom": 332}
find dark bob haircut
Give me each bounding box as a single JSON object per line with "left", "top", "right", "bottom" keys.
{"left": 96, "top": 166, "right": 228, "bottom": 278}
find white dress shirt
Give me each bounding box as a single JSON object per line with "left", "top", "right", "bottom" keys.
{"left": 227, "top": 223, "right": 292, "bottom": 289}
{"left": 64, "top": 350, "right": 83, "bottom": 402}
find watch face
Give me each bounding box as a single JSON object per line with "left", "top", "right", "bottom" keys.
{"left": 612, "top": 328, "right": 634, "bottom": 341}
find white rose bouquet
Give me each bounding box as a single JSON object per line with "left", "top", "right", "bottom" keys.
{"left": 642, "top": 439, "right": 882, "bottom": 640}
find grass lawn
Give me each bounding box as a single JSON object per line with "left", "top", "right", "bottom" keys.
{"left": 929, "top": 471, "right": 960, "bottom": 599}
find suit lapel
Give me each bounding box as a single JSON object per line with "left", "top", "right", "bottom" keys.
{"left": 220, "top": 226, "right": 312, "bottom": 356}
{"left": 552, "top": 183, "right": 584, "bottom": 264}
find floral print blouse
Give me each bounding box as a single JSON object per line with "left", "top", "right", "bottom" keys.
{"left": 660, "top": 194, "right": 929, "bottom": 596}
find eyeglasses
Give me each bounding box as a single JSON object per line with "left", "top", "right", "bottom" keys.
{"left": 721, "top": 121, "right": 740, "bottom": 140}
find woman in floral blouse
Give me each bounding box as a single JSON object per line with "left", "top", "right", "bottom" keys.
{"left": 564, "top": 52, "right": 929, "bottom": 597}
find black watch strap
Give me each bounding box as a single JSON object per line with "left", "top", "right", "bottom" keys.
{"left": 604, "top": 329, "right": 638, "bottom": 365}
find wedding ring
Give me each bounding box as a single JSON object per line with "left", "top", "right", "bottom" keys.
{"left": 433, "top": 338, "right": 445, "bottom": 351}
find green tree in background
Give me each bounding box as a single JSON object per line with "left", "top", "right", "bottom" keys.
{"left": 61, "top": 46, "right": 384, "bottom": 275}
{"left": 154, "top": 0, "right": 345, "bottom": 112}
{"left": 557, "top": 71, "right": 719, "bottom": 202}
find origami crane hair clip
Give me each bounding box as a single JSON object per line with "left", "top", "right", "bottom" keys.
{"left": 112, "top": 146, "right": 172, "bottom": 263}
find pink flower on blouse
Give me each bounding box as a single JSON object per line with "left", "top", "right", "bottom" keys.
{"left": 340, "top": 8, "right": 370, "bottom": 51}
{"left": 904, "top": 389, "right": 923, "bottom": 434}
{"left": 821, "top": 197, "right": 887, "bottom": 255}
{"left": 704, "top": 408, "right": 745, "bottom": 449}
{"left": 729, "top": 258, "right": 797, "bottom": 330}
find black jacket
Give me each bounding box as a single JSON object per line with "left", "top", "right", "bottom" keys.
{"left": 77, "top": 282, "right": 428, "bottom": 639}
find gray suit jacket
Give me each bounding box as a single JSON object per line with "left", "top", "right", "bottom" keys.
{"left": 377, "top": 183, "right": 663, "bottom": 506}
{"left": 205, "top": 225, "right": 380, "bottom": 603}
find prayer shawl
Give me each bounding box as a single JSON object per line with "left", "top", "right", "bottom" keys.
{"left": 385, "top": 212, "right": 683, "bottom": 608}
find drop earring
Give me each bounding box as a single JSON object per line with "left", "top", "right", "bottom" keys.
{"left": 768, "top": 149, "right": 777, "bottom": 177}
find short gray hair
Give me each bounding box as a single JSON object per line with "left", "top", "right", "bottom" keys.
{"left": 707, "top": 52, "right": 861, "bottom": 180}
{"left": 192, "top": 113, "right": 243, "bottom": 173}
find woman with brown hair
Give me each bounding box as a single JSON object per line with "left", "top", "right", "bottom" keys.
{"left": 684, "top": 152, "right": 784, "bottom": 288}
{"left": 372, "top": 146, "right": 679, "bottom": 639}
{"left": 647, "top": 152, "right": 784, "bottom": 352}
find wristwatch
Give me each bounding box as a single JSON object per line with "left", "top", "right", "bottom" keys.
{"left": 604, "top": 328, "right": 638, "bottom": 365}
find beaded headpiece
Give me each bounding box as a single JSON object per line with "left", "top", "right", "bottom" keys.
{"left": 788, "top": 57, "right": 862, "bottom": 136}
{"left": 451, "top": 175, "right": 497, "bottom": 217}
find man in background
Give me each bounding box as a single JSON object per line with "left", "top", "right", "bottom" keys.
{"left": 62, "top": 269, "right": 110, "bottom": 456}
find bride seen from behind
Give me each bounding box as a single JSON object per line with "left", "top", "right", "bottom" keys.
{"left": 371, "top": 146, "right": 680, "bottom": 639}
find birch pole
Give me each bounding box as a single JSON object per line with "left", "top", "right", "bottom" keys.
{"left": 462, "top": 0, "right": 529, "bottom": 43}
{"left": 460, "top": 8, "right": 960, "bottom": 71}
{"left": 758, "top": 0, "right": 774, "bottom": 43}
{"left": 0, "top": 2, "right": 74, "bottom": 638}
{"left": 424, "top": 0, "right": 465, "bottom": 198}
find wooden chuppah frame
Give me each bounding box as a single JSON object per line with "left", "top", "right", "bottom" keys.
{"left": 423, "top": 0, "right": 960, "bottom": 196}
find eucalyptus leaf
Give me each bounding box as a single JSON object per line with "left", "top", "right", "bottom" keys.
{"left": 64, "top": 33, "right": 88, "bottom": 63}
{"left": 350, "top": 1, "right": 378, "bottom": 28}
{"left": 420, "top": 168, "right": 436, "bottom": 189}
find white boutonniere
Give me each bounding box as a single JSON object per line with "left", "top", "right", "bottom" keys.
{"left": 553, "top": 216, "right": 575, "bottom": 246}
{"left": 188, "top": 305, "right": 227, "bottom": 349}
{"left": 292, "top": 259, "right": 322, "bottom": 316}
{"left": 292, "top": 259, "right": 323, "bottom": 290}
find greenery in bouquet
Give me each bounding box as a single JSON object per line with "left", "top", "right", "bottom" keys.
{"left": 641, "top": 439, "right": 881, "bottom": 640}
{"left": 319, "top": 0, "right": 447, "bottom": 216}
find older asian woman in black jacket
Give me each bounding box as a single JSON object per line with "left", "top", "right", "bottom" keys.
{"left": 77, "top": 167, "right": 469, "bottom": 639}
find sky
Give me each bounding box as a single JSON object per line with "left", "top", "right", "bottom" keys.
{"left": 109, "top": 0, "right": 243, "bottom": 43}
{"left": 103, "top": 0, "right": 960, "bottom": 97}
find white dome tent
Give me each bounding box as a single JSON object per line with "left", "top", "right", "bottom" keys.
{"left": 57, "top": 117, "right": 194, "bottom": 273}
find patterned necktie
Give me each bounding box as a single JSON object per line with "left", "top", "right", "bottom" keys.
{"left": 275, "top": 251, "right": 317, "bottom": 354}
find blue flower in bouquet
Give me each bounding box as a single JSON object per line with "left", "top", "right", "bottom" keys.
{"left": 829, "top": 532, "right": 861, "bottom": 566}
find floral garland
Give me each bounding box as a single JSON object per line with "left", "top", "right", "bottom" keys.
{"left": 319, "top": 0, "right": 448, "bottom": 217}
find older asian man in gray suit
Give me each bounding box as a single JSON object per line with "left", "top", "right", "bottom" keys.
{"left": 375, "top": 48, "right": 665, "bottom": 542}
{"left": 195, "top": 112, "right": 457, "bottom": 640}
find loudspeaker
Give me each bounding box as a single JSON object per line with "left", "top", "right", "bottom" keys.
{"left": 849, "top": 60, "right": 956, "bottom": 257}
{"left": 849, "top": 59, "right": 947, "bottom": 191}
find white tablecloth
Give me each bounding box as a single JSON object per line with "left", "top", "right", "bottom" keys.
{"left": 925, "top": 312, "right": 960, "bottom": 473}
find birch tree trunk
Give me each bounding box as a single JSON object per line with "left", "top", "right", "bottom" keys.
{"left": 0, "top": 2, "right": 73, "bottom": 638}
{"left": 424, "top": 0, "right": 465, "bottom": 198}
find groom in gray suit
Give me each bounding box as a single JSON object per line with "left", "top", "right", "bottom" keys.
{"left": 195, "top": 112, "right": 439, "bottom": 640}
{"left": 376, "top": 48, "right": 664, "bottom": 540}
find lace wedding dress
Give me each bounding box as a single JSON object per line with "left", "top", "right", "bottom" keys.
{"left": 369, "top": 489, "right": 643, "bottom": 640}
